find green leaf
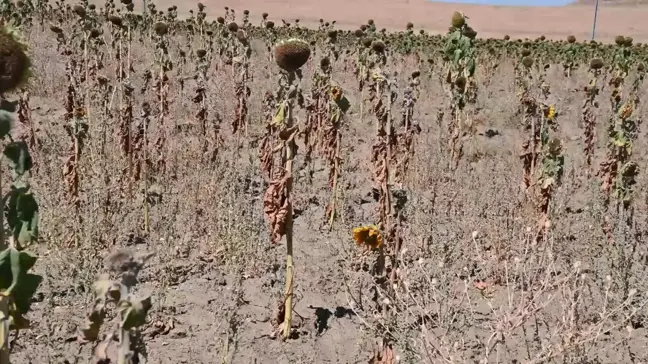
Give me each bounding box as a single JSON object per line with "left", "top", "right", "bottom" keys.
{"left": 12, "top": 273, "right": 41, "bottom": 315}
{"left": 3, "top": 141, "right": 33, "bottom": 175}
{"left": 272, "top": 102, "right": 285, "bottom": 125}
{"left": 16, "top": 192, "right": 37, "bottom": 222}
{"left": 453, "top": 49, "right": 462, "bottom": 64}
{"left": 0, "top": 100, "right": 18, "bottom": 113}
{"left": 120, "top": 296, "right": 152, "bottom": 330}
{"left": 0, "top": 248, "right": 41, "bottom": 316}
{"left": 0, "top": 110, "right": 13, "bottom": 139}
{"left": 336, "top": 96, "right": 351, "bottom": 113}
{"left": 10, "top": 312, "right": 31, "bottom": 329}
{"left": 93, "top": 275, "right": 123, "bottom": 302}
{"left": 81, "top": 306, "right": 106, "bottom": 342}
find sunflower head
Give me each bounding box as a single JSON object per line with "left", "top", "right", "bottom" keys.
{"left": 274, "top": 38, "right": 310, "bottom": 72}
{"left": 352, "top": 225, "right": 383, "bottom": 250}
{"left": 451, "top": 11, "right": 465, "bottom": 28}
{"left": 545, "top": 105, "right": 556, "bottom": 121}
{"left": 0, "top": 24, "right": 31, "bottom": 93}
{"left": 330, "top": 85, "right": 342, "bottom": 102}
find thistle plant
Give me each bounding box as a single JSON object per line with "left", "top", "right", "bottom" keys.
{"left": 442, "top": 11, "right": 477, "bottom": 169}
{"left": 582, "top": 58, "right": 604, "bottom": 172}
{"left": 599, "top": 35, "right": 638, "bottom": 214}
{"left": 79, "top": 250, "right": 152, "bottom": 364}
{"left": 261, "top": 38, "right": 309, "bottom": 340}
{"left": 0, "top": 24, "right": 41, "bottom": 364}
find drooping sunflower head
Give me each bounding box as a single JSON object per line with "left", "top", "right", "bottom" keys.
{"left": 0, "top": 24, "right": 31, "bottom": 94}
{"left": 451, "top": 11, "right": 465, "bottom": 28}
{"left": 589, "top": 58, "right": 604, "bottom": 70}
{"left": 545, "top": 105, "right": 556, "bottom": 121}
{"left": 153, "top": 21, "right": 167, "bottom": 36}
{"left": 352, "top": 225, "right": 383, "bottom": 250}
{"left": 521, "top": 56, "right": 534, "bottom": 68}
{"left": 371, "top": 39, "right": 386, "bottom": 53}
{"left": 330, "top": 85, "right": 343, "bottom": 102}
{"left": 274, "top": 38, "right": 310, "bottom": 72}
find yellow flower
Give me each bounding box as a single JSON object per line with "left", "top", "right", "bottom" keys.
{"left": 545, "top": 105, "right": 556, "bottom": 121}
{"left": 352, "top": 225, "right": 383, "bottom": 250}
{"left": 330, "top": 85, "right": 343, "bottom": 102}
{"left": 618, "top": 101, "right": 634, "bottom": 120}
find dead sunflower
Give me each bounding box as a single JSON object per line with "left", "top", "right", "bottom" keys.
{"left": 0, "top": 24, "right": 31, "bottom": 93}
{"left": 330, "top": 86, "right": 343, "bottom": 102}
{"left": 352, "top": 225, "right": 383, "bottom": 250}
{"left": 274, "top": 38, "right": 311, "bottom": 72}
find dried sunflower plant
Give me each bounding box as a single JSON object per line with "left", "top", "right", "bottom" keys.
{"left": 517, "top": 51, "right": 541, "bottom": 194}
{"left": 151, "top": 20, "right": 170, "bottom": 175}
{"left": 561, "top": 35, "right": 580, "bottom": 77}
{"left": 260, "top": 38, "right": 310, "bottom": 340}
{"left": 599, "top": 35, "right": 638, "bottom": 216}
{"left": 581, "top": 57, "right": 604, "bottom": 173}
{"left": 54, "top": 5, "right": 89, "bottom": 247}
{"left": 0, "top": 23, "right": 42, "bottom": 364}
{"left": 394, "top": 70, "right": 421, "bottom": 186}
{"left": 442, "top": 11, "right": 477, "bottom": 169}
{"left": 304, "top": 27, "right": 350, "bottom": 228}
{"left": 232, "top": 26, "right": 252, "bottom": 145}
{"left": 79, "top": 250, "right": 152, "bottom": 364}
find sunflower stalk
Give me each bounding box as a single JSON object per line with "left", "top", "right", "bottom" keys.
{"left": 317, "top": 30, "right": 349, "bottom": 229}
{"left": 442, "top": 12, "right": 477, "bottom": 170}
{"left": 599, "top": 36, "right": 639, "bottom": 224}
{"left": 562, "top": 35, "right": 580, "bottom": 78}
{"left": 79, "top": 251, "right": 152, "bottom": 364}
{"left": 517, "top": 53, "right": 541, "bottom": 195}
{"left": 582, "top": 58, "right": 604, "bottom": 174}
{"left": 232, "top": 27, "right": 251, "bottom": 148}
{"left": 394, "top": 71, "right": 421, "bottom": 186}
{"left": 261, "top": 39, "right": 309, "bottom": 341}
{"left": 62, "top": 11, "right": 88, "bottom": 247}
{"left": 152, "top": 21, "right": 170, "bottom": 175}
{"left": 367, "top": 38, "right": 401, "bottom": 316}
{"left": 535, "top": 76, "right": 563, "bottom": 242}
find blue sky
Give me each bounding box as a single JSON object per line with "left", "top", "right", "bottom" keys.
{"left": 432, "top": 0, "right": 572, "bottom": 6}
